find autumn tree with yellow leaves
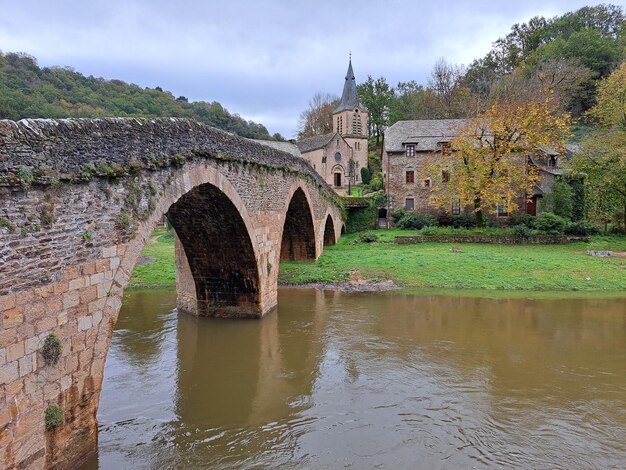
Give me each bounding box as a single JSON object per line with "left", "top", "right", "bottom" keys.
{"left": 424, "top": 96, "right": 571, "bottom": 226}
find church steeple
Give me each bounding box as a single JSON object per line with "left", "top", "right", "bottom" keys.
{"left": 334, "top": 58, "right": 367, "bottom": 113}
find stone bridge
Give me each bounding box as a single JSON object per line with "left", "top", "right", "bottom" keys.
{"left": 0, "top": 118, "right": 344, "bottom": 469}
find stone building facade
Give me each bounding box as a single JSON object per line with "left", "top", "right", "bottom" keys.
{"left": 298, "top": 59, "right": 369, "bottom": 194}
{"left": 382, "top": 119, "right": 569, "bottom": 219}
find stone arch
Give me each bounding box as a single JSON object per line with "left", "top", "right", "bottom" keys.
{"left": 323, "top": 214, "right": 336, "bottom": 246}
{"left": 280, "top": 186, "right": 316, "bottom": 261}
{"left": 166, "top": 182, "right": 260, "bottom": 318}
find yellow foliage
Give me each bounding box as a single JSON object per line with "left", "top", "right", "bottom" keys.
{"left": 423, "top": 96, "right": 571, "bottom": 220}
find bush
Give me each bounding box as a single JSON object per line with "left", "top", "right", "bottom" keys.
{"left": 452, "top": 213, "right": 476, "bottom": 228}
{"left": 564, "top": 220, "right": 599, "bottom": 236}
{"left": 42, "top": 333, "right": 62, "bottom": 365}
{"left": 360, "top": 167, "right": 372, "bottom": 185}
{"left": 354, "top": 232, "right": 379, "bottom": 243}
{"left": 419, "top": 226, "right": 437, "bottom": 236}
{"left": 437, "top": 213, "right": 454, "bottom": 227}
{"left": 512, "top": 224, "right": 532, "bottom": 239}
{"left": 535, "top": 212, "right": 568, "bottom": 234}
{"left": 45, "top": 406, "right": 63, "bottom": 431}
{"left": 390, "top": 208, "right": 406, "bottom": 221}
{"left": 396, "top": 212, "right": 439, "bottom": 230}
{"left": 509, "top": 213, "right": 536, "bottom": 228}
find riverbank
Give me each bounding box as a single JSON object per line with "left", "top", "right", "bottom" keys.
{"left": 129, "top": 228, "right": 626, "bottom": 291}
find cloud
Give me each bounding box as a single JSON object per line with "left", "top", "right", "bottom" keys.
{"left": 0, "top": 0, "right": 596, "bottom": 138}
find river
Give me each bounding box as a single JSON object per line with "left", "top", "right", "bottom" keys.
{"left": 81, "top": 288, "right": 626, "bottom": 469}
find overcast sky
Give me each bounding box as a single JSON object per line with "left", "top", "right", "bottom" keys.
{"left": 0, "top": 0, "right": 604, "bottom": 137}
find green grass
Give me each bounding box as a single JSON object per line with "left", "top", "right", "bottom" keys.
{"left": 129, "top": 228, "right": 626, "bottom": 291}
{"left": 279, "top": 230, "right": 626, "bottom": 291}
{"left": 128, "top": 228, "right": 176, "bottom": 288}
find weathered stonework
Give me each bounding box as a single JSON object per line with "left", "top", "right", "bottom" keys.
{"left": 0, "top": 118, "right": 344, "bottom": 469}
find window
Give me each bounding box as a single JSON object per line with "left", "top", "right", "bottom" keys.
{"left": 497, "top": 198, "right": 508, "bottom": 217}
{"left": 352, "top": 113, "right": 362, "bottom": 135}
{"left": 334, "top": 152, "right": 341, "bottom": 162}
{"left": 405, "top": 170, "right": 414, "bottom": 184}
{"left": 405, "top": 198, "right": 415, "bottom": 211}
{"left": 548, "top": 156, "right": 557, "bottom": 168}
{"left": 406, "top": 145, "right": 415, "bottom": 157}
{"left": 452, "top": 198, "right": 461, "bottom": 215}
{"left": 322, "top": 156, "right": 327, "bottom": 164}
{"left": 442, "top": 170, "right": 450, "bottom": 183}
{"left": 337, "top": 116, "right": 343, "bottom": 134}
{"left": 423, "top": 178, "right": 431, "bottom": 188}
{"left": 440, "top": 142, "right": 451, "bottom": 154}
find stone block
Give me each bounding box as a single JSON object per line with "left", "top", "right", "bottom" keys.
{"left": 0, "top": 294, "right": 16, "bottom": 313}
{"left": 68, "top": 277, "right": 87, "bottom": 291}
{"left": 0, "top": 361, "right": 19, "bottom": 385}
{"left": 62, "top": 290, "right": 80, "bottom": 310}
{"left": 78, "top": 316, "right": 93, "bottom": 332}
{"left": 35, "top": 317, "right": 56, "bottom": 335}
{"left": 3, "top": 307, "right": 24, "bottom": 328}
{"left": 95, "top": 259, "right": 110, "bottom": 273}
{"left": 102, "top": 245, "right": 117, "bottom": 258}
{"left": 6, "top": 341, "right": 24, "bottom": 363}
{"left": 80, "top": 286, "right": 98, "bottom": 304}
{"left": 18, "top": 354, "right": 33, "bottom": 377}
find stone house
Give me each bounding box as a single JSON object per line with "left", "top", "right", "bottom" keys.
{"left": 382, "top": 119, "right": 571, "bottom": 220}
{"left": 298, "top": 59, "right": 369, "bottom": 194}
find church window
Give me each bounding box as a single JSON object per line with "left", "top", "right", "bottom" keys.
{"left": 406, "top": 145, "right": 415, "bottom": 157}
{"left": 322, "top": 156, "right": 327, "bottom": 164}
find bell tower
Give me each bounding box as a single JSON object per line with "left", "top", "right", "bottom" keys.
{"left": 332, "top": 57, "right": 369, "bottom": 179}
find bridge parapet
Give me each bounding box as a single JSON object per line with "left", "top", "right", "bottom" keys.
{"left": 0, "top": 118, "right": 337, "bottom": 203}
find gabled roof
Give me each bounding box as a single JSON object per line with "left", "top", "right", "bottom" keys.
{"left": 384, "top": 119, "right": 466, "bottom": 152}
{"left": 334, "top": 59, "right": 367, "bottom": 113}
{"left": 251, "top": 139, "right": 301, "bottom": 158}
{"left": 296, "top": 132, "right": 338, "bottom": 153}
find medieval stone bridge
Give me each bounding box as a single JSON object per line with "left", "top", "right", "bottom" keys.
{"left": 0, "top": 118, "right": 344, "bottom": 469}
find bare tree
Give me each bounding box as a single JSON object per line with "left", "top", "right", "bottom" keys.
{"left": 297, "top": 93, "right": 338, "bottom": 139}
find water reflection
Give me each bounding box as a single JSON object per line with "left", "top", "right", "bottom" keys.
{"left": 84, "top": 288, "right": 626, "bottom": 469}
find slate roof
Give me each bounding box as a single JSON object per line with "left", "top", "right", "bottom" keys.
{"left": 251, "top": 139, "right": 301, "bottom": 157}
{"left": 334, "top": 60, "right": 367, "bottom": 113}
{"left": 296, "top": 133, "right": 337, "bottom": 153}
{"left": 384, "top": 119, "right": 466, "bottom": 152}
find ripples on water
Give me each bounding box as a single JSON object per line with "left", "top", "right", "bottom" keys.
{"left": 82, "top": 289, "right": 626, "bottom": 469}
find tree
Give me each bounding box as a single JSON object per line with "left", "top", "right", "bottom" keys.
{"left": 357, "top": 75, "right": 394, "bottom": 145}
{"left": 428, "top": 58, "right": 474, "bottom": 118}
{"left": 297, "top": 92, "right": 338, "bottom": 139}
{"left": 424, "top": 97, "right": 571, "bottom": 226}
{"left": 540, "top": 177, "right": 574, "bottom": 219}
{"left": 572, "top": 62, "right": 626, "bottom": 229}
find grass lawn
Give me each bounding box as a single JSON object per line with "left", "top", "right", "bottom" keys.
{"left": 128, "top": 228, "right": 176, "bottom": 288}
{"left": 129, "top": 228, "right": 626, "bottom": 291}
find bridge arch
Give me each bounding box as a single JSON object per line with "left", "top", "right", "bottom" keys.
{"left": 323, "top": 214, "right": 337, "bottom": 246}
{"left": 280, "top": 186, "right": 317, "bottom": 261}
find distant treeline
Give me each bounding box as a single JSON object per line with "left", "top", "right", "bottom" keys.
{"left": 0, "top": 51, "right": 281, "bottom": 140}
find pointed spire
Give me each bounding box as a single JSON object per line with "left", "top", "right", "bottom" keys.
{"left": 334, "top": 56, "right": 367, "bottom": 113}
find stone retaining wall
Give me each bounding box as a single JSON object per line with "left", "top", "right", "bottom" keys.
{"left": 395, "top": 235, "right": 589, "bottom": 244}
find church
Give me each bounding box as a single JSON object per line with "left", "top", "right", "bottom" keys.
{"left": 296, "top": 59, "right": 369, "bottom": 194}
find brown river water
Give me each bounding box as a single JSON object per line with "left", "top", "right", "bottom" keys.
{"left": 81, "top": 288, "right": 626, "bottom": 469}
